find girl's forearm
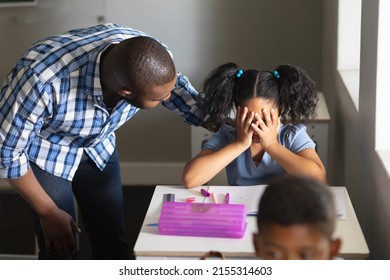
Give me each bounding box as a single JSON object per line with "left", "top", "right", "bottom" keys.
{"left": 182, "top": 142, "right": 248, "bottom": 188}
{"left": 265, "top": 143, "right": 326, "bottom": 182}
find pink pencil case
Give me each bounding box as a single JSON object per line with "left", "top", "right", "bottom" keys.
{"left": 159, "top": 201, "right": 247, "bottom": 238}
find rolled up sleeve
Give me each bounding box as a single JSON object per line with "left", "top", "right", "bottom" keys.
{"left": 162, "top": 73, "right": 208, "bottom": 126}
{"left": 0, "top": 66, "right": 49, "bottom": 179}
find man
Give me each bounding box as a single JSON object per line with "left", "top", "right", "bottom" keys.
{"left": 0, "top": 23, "right": 207, "bottom": 259}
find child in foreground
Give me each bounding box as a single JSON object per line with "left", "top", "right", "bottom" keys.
{"left": 182, "top": 63, "right": 326, "bottom": 188}
{"left": 253, "top": 175, "right": 341, "bottom": 260}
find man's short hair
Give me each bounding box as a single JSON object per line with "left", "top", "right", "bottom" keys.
{"left": 116, "top": 36, "right": 176, "bottom": 89}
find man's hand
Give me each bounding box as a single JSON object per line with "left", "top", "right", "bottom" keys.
{"left": 40, "top": 207, "right": 81, "bottom": 259}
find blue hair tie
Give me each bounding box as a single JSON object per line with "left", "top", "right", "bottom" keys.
{"left": 273, "top": 70, "right": 280, "bottom": 79}
{"left": 236, "top": 69, "right": 244, "bottom": 78}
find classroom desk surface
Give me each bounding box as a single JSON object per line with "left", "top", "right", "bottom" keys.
{"left": 134, "top": 185, "right": 369, "bottom": 260}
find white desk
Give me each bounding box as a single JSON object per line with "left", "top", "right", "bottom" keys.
{"left": 134, "top": 185, "right": 369, "bottom": 260}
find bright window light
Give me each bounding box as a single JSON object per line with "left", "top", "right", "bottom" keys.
{"left": 376, "top": 0, "right": 390, "bottom": 151}
{"left": 337, "top": 0, "right": 362, "bottom": 110}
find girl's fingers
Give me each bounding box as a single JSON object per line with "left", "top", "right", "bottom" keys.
{"left": 271, "top": 108, "right": 278, "bottom": 125}
{"left": 256, "top": 113, "right": 266, "bottom": 128}
{"left": 276, "top": 116, "right": 281, "bottom": 130}
{"left": 252, "top": 114, "right": 263, "bottom": 131}
{"left": 254, "top": 112, "right": 261, "bottom": 122}
{"left": 251, "top": 122, "right": 261, "bottom": 134}
{"left": 246, "top": 111, "right": 255, "bottom": 127}
{"left": 254, "top": 113, "right": 265, "bottom": 127}
{"left": 235, "top": 106, "right": 246, "bottom": 128}
{"left": 240, "top": 107, "right": 248, "bottom": 123}
{"left": 263, "top": 108, "right": 271, "bottom": 126}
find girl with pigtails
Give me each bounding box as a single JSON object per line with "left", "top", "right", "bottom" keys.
{"left": 182, "top": 63, "right": 326, "bottom": 188}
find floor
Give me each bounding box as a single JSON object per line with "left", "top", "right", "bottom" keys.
{"left": 0, "top": 185, "right": 155, "bottom": 259}
{"left": 0, "top": 190, "right": 36, "bottom": 255}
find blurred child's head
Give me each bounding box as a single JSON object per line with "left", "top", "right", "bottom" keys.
{"left": 253, "top": 175, "right": 341, "bottom": 260}
{"left": 202, "top": 63, "right": 318, "bottom": 127}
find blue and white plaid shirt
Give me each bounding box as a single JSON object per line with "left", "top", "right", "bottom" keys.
{"left": 0, "top": 23, "right": 206, "bottom": 180}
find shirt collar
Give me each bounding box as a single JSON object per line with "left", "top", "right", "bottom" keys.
{"left": 84, "top": 43, "right": 115, "bottom": 97}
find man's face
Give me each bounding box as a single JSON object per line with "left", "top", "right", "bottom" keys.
{"left": 123, "top": 77, "right": 176, "bottom": 109}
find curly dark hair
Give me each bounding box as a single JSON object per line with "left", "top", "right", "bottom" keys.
{"left": 202, "top": 63, "right": 318, "bottom": 125}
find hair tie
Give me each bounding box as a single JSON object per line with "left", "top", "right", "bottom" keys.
{"left": 273, "top": 70, "right": 280, "bottom": 79}
{"left": 236, "top": 69, "right": 244, "bottom": 78}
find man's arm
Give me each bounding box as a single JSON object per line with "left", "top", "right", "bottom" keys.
{"left": 0, "top": 66, "right": 79, "bottom": 258}
{"left": 8, "top": 169, "right": 80, "bottom": 259}
{"left": 162, "top": 73, "right": 223, "bottom": 132}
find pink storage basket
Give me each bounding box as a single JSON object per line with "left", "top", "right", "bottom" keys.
{"left": 159, "top": 201, "right": 247, "bottom": 238}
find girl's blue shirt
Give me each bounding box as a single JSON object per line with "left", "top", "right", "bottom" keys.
{"left": 203, "top": 123, "right": 316, "bottom": 185}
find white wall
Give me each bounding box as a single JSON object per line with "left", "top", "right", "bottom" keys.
{"left": 0, "top": 0, "right": 104, "bottom": 80}
{"left": 323, "top": 0, "right": 390, "bottom": 259}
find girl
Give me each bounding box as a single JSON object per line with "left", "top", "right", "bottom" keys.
{"left": 182, "top": 63, "right": 326, "bottom": 188}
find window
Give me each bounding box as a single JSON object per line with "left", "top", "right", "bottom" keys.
{"left": 376, "top": 0, "right": 390, "bottom": 172}
{"left": 0, "top": 0, "right": 37, "bottom": 8}
{"left": 337, "top": 0, "right": 362, "bottom": 110}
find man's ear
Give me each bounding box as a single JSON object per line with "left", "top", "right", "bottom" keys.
{"left": 118, "top": 89, "right": 132, "bottom": 98}
{"left": 329, "top": 238, "right": 342, "bottom": 259}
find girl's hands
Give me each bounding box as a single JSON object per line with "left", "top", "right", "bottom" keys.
{"left": 235, "top": 106, "right": 256, "bottom": 148}
{"left": 251, "top": 108, "right": 280, "bottom": 149}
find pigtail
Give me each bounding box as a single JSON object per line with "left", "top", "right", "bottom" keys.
{"left": 274, "top": 64, "right": 318, "bottom": 124}
{"left": 202, "top": 63, "right": 240, "bottom": 127}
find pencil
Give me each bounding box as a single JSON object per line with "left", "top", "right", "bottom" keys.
{"left": 211, "top": 192, "right": 218, "bottom": 204}
{"left": 225, "top": 193, "right": 230, "bottom": 204}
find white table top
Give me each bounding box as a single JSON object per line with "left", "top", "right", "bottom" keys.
{"left": 134, "top": 185, "right": 369, "bottom": 259}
